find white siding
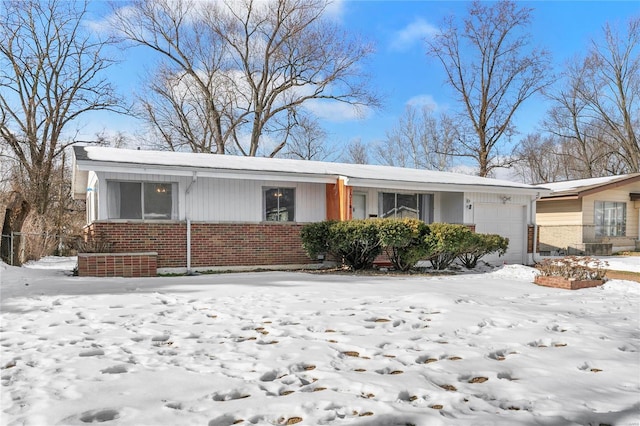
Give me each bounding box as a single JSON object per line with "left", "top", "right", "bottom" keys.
{"left": 439, "top": 192, "right": 464, "bottom": 224}
{"left": 187, "top": 177, "right": 326, "bottom": 223}
{"left": 95, "top": 172, "right": 326, "bottom": 223}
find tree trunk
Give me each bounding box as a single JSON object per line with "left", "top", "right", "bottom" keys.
{"left": 1, "top": 192, "right": 30, "bottom": 266}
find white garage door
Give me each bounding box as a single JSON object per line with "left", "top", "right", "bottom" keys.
{"left": 474, "top": 203, "right": 526, "bottom": 265}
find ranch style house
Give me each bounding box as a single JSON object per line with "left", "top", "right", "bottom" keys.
{"left": 71, "top": 146, "right": 551, "bottom": 276}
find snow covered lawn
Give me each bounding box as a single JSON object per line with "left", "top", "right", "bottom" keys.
{"left": 1, "top": 261, "right": 639, "bottom": 425}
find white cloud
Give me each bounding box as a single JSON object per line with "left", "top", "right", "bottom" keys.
{"left": 324, "top": 0, "right": 345, "bottom": 22}
{"left": 406, "top": 94, "right": 438, "bottom": 111}
{"left": 389, "top": 18, "right": 438, "bottom": 51}
{"left": 303, "top": 99, "right": 372, "bottom": 122}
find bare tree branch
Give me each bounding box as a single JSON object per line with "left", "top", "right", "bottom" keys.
{"left": 113, "top": 0, "right": 378, "bottom": 157}
{"left": 0, "top": 0, "right": 124, "bottom": 215}
{"left": 426, "top": 0, "right": 552, "bottom": 176}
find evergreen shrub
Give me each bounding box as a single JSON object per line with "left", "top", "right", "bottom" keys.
{"left": 377, "top": 218, "right": 431, "bottom": 271}
{"left": 457, "top": 233, "right": 509, "bottom": 269}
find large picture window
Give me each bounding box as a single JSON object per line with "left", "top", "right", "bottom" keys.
{"left": 264, "top": 187, "right": 295, "bottom": 222}
{"left": 108, "top": 181, "right": 177, "bottom": 220}
{"left": 594, "top": 201, "right": 626, "bottom": 237}
{"left": 379, "top": 192, "right": 432, "bottom": 222}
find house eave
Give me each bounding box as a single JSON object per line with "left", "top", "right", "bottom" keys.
{"left": 74, "top": 160, "right": 338, "bottom": 184}
{"left": 537, "top": 194, "right": 580, "bottom": 202}
{"left": 346, "top": 177, "right": 549, "bottom": 195}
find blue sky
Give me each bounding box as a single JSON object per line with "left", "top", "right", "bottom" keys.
{"left": 82, "top": 1, "right": 639, "bottom": 162}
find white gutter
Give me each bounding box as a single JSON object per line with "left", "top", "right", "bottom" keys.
{"left": 185, "top": 172, "right": 198, "bottom": 275}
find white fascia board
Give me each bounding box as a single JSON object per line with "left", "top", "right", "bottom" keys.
{"left": 74, "top": 160, "right": 337, "bottom": 184}
{"left": 195, "top": 170, "right": 336, "bottom": 184}
{"left": 345, "top": 178, "right": 550, "bottom": 196}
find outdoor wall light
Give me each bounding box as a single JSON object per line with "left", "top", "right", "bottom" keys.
{"left": 501, "top": 195, "right": 511, "bottom": 204}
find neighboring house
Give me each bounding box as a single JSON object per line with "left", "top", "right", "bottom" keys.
{"left": 536, "top": 173, "right": 640, "bottom": 256}
{"left": 71, "top": 146, "right": 550, "bottom": 274}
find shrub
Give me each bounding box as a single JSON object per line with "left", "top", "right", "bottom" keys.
{"left": 536, "top": 256, "right": 608, "bottom": 280}
{"left": 327, "top": 220, "right": 383, "bottom": 270}
{"left": 424, "top": 223, "right": 472, "bottom": 270}
{"left": 377, "top": 218, "right": 430, "bottom": 271}
{"left": 300, "top": 220, "right": 335, "bottom": 260}
{"left": 301, "top": 219, "right": 431, "bottom": 271}
{"left": 74, "top": 237, "right": 114, "bottom": 253}
{"left": 457, "top": 233, "right": 509, "bottom": 269}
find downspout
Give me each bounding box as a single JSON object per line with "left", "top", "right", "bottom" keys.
{"left": 185, "top": 172, "right": 198, "bottom": 275}
{"left": 530, "top": 192, "right": 541, "bottom": 265}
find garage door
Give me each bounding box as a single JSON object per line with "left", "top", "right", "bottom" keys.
{"left": 474, "top": 203, "right": 526, "bottom": 265}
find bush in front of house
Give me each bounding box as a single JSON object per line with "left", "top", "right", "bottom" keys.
{"left": 423, "top": 223, "right": 473, "bottom": 270}
{"left": 377, "top": 218, "right": 431, "bottom": 271}
{"left": 301, "top": 218, "right": 431, "bottom": 271}
{"left": 326, "top": 220, "right": 383, "bottom": 270}
{"left": 536, "top": 256, "right": 608, "bottom": 280}
{"left": 302, "top": 220, "right": 510, "bottom": 272}
{"left": 457, "top": 232, "right": 509, "bottom": 269}
{"left": 300, "top": 220, "right": 336, "bottom": 260}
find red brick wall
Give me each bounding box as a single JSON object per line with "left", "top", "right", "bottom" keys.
{"left": 534, "top": 276, "right": 605, "bottom": 290}
{"left": 78, "top": 252, "right": 157, "bottom": 277}
{"left": 85, "top": 222, "right": 311, "bottom": 269}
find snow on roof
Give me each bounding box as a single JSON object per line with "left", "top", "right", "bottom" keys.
{"left": 73, "top": 146, "right": 548, "bottom": 192}
{"left": 540, "top": 174, "right": 640, "bottom": 196}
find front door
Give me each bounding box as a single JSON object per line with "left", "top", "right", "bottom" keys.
{"left": 352, "top": 193, "right": 366, "bottom": 219}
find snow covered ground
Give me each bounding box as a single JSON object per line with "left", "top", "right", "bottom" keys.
{"left": 1, "top": 258, "right": 639, "bottom": 426}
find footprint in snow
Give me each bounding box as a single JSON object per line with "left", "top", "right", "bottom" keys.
{"left": 100, "top": 365, "right": 128, "bottom": 374}
{"left": 211, "top": 390, "right": 251, "bottom": 401}
{"left": 78, "top": 408, "right": 120, "bottom": 423}
{"left": 208, "top": 414, "right": 243, "bottom": 426}
{"left": 79, "top": 349, "right": 104, "bottom": 357}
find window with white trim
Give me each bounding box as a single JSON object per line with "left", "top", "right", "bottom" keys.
{"left": 107, "top": 181, "right": 177, "bottom": 220}
{"left": 379, "top": 192, "right": 432, "bottom": 222}
{"left": 594, "top": 201, "right": 626, "bottom": 237}
{"left": 264, "top": 187, "right": 295, "bottom": 222}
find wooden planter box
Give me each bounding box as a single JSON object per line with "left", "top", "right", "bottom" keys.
{"left": 534, "top": 275, "right": 605, "bottom": 290}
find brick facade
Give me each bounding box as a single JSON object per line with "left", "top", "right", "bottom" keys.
{"left": 85, "top": 222, "right": 311, "bottom": 270}
{"left": 78, "top": 252, "right": 157, "bottom": 277}
{"left": 527, "top": 225, "right": 539, "bottom": 254}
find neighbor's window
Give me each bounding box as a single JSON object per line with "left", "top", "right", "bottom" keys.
{"left": 379, "top": 192, "right": 432, "bottom": 222}
{"left": 264, "top": 187, "right": 295, "bottom": 222}
{"left": 107, "top": 181, "right": 177, "bottom": 220}
{"left": 594, "top": 201, "right": 626, "bottom": 237}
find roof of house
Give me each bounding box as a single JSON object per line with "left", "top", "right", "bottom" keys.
{"left": 72, "top": 146, "right": 550, "bottom": 198}
{"left": 538, "top": 173, "right": 640, "bottom": 200}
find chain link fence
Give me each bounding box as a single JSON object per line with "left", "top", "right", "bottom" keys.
{"left": 1, "top": 232, "right": 80, "bottom": 266}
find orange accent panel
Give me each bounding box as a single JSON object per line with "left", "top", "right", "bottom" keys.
{"left": 326, "top": 180, "right": 352, "bottom": 221}
{"left": 326, "top": 183, "right": 340, "bottom": 220}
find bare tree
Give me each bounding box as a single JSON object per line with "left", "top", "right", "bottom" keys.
{"left": 376, "top": 105, "right": 456, "bottom": 171}
{"left": 281, "top": 114, "right": 332, "bottom": 161}
{"left": 512, "top": 133, "right": 566, "bottom": 183}
{"left": 0, "top": 0, "right": 122, "bottom": 260}
{"left": 426, "top": 0, "right": 552, "bottom": 176}
{"left": 344, "top": 138, "right": 369, "bottom": 165}
{"left": 543, "top": 61, "right": 609, "bottom": 178}
{"left": 580, "top": 18, "right": 639, "bottom": 173}
{"left": 541, "top": 17, "right": 639, "bottom": 177}
{"left": 114, "top": 0, "right": 378, "bottom": 157}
